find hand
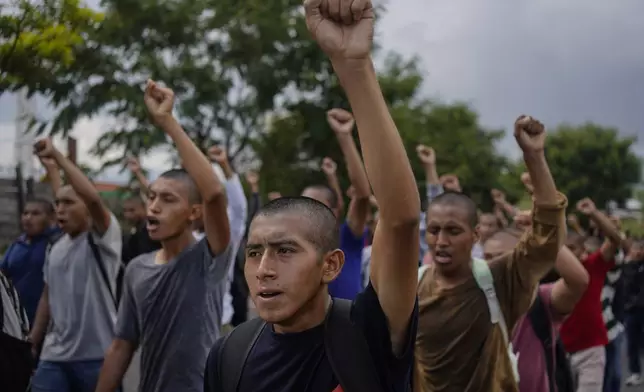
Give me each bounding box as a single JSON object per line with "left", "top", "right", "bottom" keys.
{"left": 321, "top": 157, "right": 337, "bottom": 175}
{"left": 416, "top": 145, "right": 435, "bottom": 165}
{"left": 304, "top": 0, "right": 375, "bottom": 61}
{"left": 346, "top": 185, "right": 356, "bottom": 199}
{"left": 490, "top": 189, "right": 505, "bottom": 203}
{"left": 38, "top": 155, "right": 57, "bottom": 170}
{"left": 520, "top": 172, "right": 534, "bottom": 194}
{"left": 440, "top": 174, "right": 461, "bottom": 192}
{"left": 327, "top": 109, "right": 355, "bottom": 134}
{"left": 126, "top": 157, "right": 141, "bottom": 173}
{"left": 207, "top": 145, "right": 228, "bottom": 165}
{"left": 567, "top": 214, "right": 580, "bottom": 227}
{"left": 244, "top": 171, "right": 259, "bottom": 186}
{"left": 369, "top": 194, "right": 378, "bottom": 208}
{"left": 268, "top": 191, "right": 282, "bottom": 201}
{"left": 576, "top": 198, "right": 597, "bottom": 215}
{"left": 144, "top": 79, "right": 175, "bottom": 126}
{"left": 514, "top": 115, "right": 546, "bottom": 153}
{"left": 33, "top": 138, "right": 56, "bottom": 159}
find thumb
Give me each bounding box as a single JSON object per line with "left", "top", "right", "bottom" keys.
{"left": 304, "top": 0, "right": 323, "bottom": 31}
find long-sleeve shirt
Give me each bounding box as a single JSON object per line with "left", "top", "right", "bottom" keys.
{"left": 221, "top": 174, "right": 248, "bottom": 325}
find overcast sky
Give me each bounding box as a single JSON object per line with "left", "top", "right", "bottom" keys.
{"left": 1, "top": 0, "right": 643, "bottom": 181}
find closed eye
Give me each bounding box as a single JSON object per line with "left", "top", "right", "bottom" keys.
{"left": 277, "top": 247, "right": 295, "bottom": 254}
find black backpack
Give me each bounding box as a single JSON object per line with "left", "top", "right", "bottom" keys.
{"left": 216, "top": 299, "right": 387, "bottom": 392}
{"left": 528, "top": 294, "right": 574, "bottom": 392}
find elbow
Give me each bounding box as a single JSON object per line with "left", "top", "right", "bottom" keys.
{"left": 203, "top": 185, "right": 226, "bottom": 205}
{"left": 577, "top": 269, "right": 590, "bottom": 292}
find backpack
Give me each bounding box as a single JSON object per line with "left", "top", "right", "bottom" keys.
{"left": 527, "top": 294, "right": 574, "bottom": 392}
{"left": 0, "top": 272, "right": 33, "bottom": 391}
{"left": 418, "top": 259, "right": 520, "bottom": 383}
{"left": 216, "top": 298, "right": 387, "bottom": 392}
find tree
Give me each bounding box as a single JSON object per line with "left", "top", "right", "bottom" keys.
{"left": 0, "top": 0, "right": 104, "bottom": 97}
{"left": 545, "top": 123, "right": 641, "bottom": 209}
{"left": 254, "top": 54, "right": 515, "bottom": 211}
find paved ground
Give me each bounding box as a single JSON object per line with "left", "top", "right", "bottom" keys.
{"left": 622, "top": 344, "right": 644, "bottom": 391}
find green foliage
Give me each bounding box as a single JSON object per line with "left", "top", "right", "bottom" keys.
{"left": 0, "top": 0, "right": 104, "bottom": 94}
{"left": 545, "top": 124, "right": 641, "bottom": 209}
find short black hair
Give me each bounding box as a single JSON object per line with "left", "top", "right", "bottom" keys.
{"left": 158, "top": 169, "right": 201, "bottom": 203}
{"left": 25, "top": 197, "right": 54, "bottom": 215}
{"left": 303, "top": 184, "right": 338, "bottom": 209}
{"left": 124, "top": 195, "right": 144, "bottom": 205}
{"left": 255, "top": 196, "right": 339, "bottom": 252}
{"left": 428, "top": 191, "right": 478, "bottom": 228}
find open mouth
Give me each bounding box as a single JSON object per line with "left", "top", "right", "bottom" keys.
{"left": 434, "top": 250, "right": 453, "bottom": 264}
{"left": 257, "top": 291, "right": 283, "bottom": 300}
{"left": 146, "top": 216, "right": 160, "bottom": 231}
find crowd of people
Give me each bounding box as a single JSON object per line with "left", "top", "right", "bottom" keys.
{"left": 1, "top": 1, "right": 643, "bottom": 392}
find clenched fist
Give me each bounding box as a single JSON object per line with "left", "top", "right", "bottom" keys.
{"left": 416, "top": 145, "right": 435, "bottom": 166}
{"left": 321, "top": 157, "right": 337, "bottom": 175}
{"left": 304, "top": 0, "right": 375, "bottom": 61}
{"left": 144, "top": 79, "right": 175, "bottom": 126}
{"left": 327, "top": 109, "right": 355, "bottom": 134}
{"left": 514, "top": 115, "right": 546, "bottom": 153}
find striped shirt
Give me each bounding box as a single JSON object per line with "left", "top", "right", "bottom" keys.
{"left": 602, "top": 253, "right": 625, "bottom": 341}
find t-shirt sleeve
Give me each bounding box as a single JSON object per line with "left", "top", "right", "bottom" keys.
{"left": 201, "top": 239, "right": 233, "bottom": 282}
{"left": 340, "top": 221, "right": 365, "bottom": 252}
{"left": 204, "top": 337, "right": 225, "bottom": 392}
{"left": 351, "top": 283, "right": 418, "bottom": 389}
{"left": 115, "top": 262, "right": 140, "bottom": 345}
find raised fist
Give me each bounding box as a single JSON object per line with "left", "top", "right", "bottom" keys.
{"left": 38, "top": 156, "right": 57, "bottom": 170}
{"left": 207, "top": 145, "right": 228, "bottom": 164}
{"left": 303, "top": 0, "right": 375, "bottom": 61}
{"left": 126, "top": 157, "right": 141, "bottom": 173}
{"left": 416, "top": 145, "right": 435, "bottom": 165}
{"left": 567, "top": 214, "right": 580, "bottom": 227}
{"left": 514, "top": 115, "right": 546, "bottom": 153}
{"left": 144, "top": 79, "right": 175, "bottom": 126}
{"left": 33, "top": 138, "right": 55, "bottom": 159}
{"left": 268, "top": 191, "right": 282, "bottom": 201}
{"left": 490, "top": 189, "right": 505, "bottom": 203}
{"left": 321, "top": 157, "right": 337, "bottom": 175}
{"left": 244, "top": 171, "right": 259, "bottom": 186}
{"left": 440, "top": 174, "right": 461, "bottom": 192}
{"left": 327, "top": 109, "right": 355, "bottom": 134}
{"left": 576, "top": 198, "right": 597, "bottom": 215}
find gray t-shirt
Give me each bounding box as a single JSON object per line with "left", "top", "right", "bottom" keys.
{"left": 116, "top": 239, "right": 232, "bottom": 392}
{"left": 41, "top": 214, "right": 122, "bottom": 361}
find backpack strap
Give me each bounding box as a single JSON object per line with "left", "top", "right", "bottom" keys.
{"left": 87, "top": 234, "right": 118, "bottom": 307}
{"left": 471, "top": 258, "right": 520, "bottom": 383}
{"left": 527, "top": 294, "right": 556, "bottom": 392}
{"left": 324, "top": 298, "right": 386, "bottom": 392}
{"left": 418, "top": 265, "right": 430, "bottom": 284}
{"left": 218, "top": 317, "right": 266, "bottom": 392}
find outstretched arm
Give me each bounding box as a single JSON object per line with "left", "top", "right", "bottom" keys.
{"left": 144, "top": 80, "right": 230, "bottom": 255}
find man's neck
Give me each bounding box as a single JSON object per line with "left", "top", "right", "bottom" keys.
{"left": 272, "top": 290, "right": 331, "bottom": 334}
{"left": 157, "top": 230, "right": 195, "bottom": 264}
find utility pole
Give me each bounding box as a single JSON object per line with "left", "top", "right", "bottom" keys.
{"left": 15, "top": 89, "right": 36, "bottom": 180}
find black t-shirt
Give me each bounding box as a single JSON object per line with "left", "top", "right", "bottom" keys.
{"left": 204, "top": 283, "right": 418, "bottom": 392}
{"left": 122, "top": 222, "right": 161, "bottom": 265}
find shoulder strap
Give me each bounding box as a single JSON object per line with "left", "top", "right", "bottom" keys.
{"left": 218, "top": 317, "right": 266, "bottom": 392}
{"left": 471, "top": 258, "right": 520, "bottom": 383}
{"left": 528, "top": 293, "right": 556, "bottom": 392}
{"left": 87, "top": 234, "right": 117, "bottom": 307}
{"left": 324, "top": 298, "right": 386, "bottom": 392}
{"left": 0, "top": 272, "right": 29, "bottom": 337}
{"left": 418, "top": 265, "right": 430, "bottom": 284}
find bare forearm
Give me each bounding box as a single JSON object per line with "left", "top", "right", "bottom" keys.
{"left": 218, "top": 161, "right": 235, "bottom": 179}
{"left": 96, "top": 340, "right": 136, "bottom": 392}
{"left": 337, "top": 135, "right": 371, "bottom": 198}
{"left": 325, "top": 173, "right": 345, "bottom": 213}
{"left": 589, "top": 210, "right": 622, "bottom": 245}
{"left": 30, "top": 289, "right": 50, "bottom": 347}
{"left": 423, "top": 163, "right": 439, "bottom": 184}
{"left": 133, "top": 171, "right": 149, "bottom": 194}
{"left": 333, "top": 60, "right": 419, "bottom": 223}
{"left": 52, "top": 150, "right": 101, "bottom": 206}
{"left": 523, "top": 152, "right": 558, "bottom": 205}
{"left": 160, "top": 118, "right": 225, "bottom": 199}
{"left": 46, "top": 167, "right": 62, "bottom": 195}
{"left": 551, "top": 246, "right": 589, "bottom": 314}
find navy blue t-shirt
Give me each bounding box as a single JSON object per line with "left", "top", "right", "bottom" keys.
{"left": 204, "top": 283, "right": 418, "bottom": 392}
{"left": 328, "top": 222, "right": 365, "bottom": 300}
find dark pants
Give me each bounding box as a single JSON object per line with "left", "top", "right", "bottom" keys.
{"left": 626, "top": 312, "right": 644, "bottom": 374}
{"left": 603, "top": 333, "right": 623, "bottom": 392}
{"left": 32, "top": 359, "right": 120, "bottom": 392}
